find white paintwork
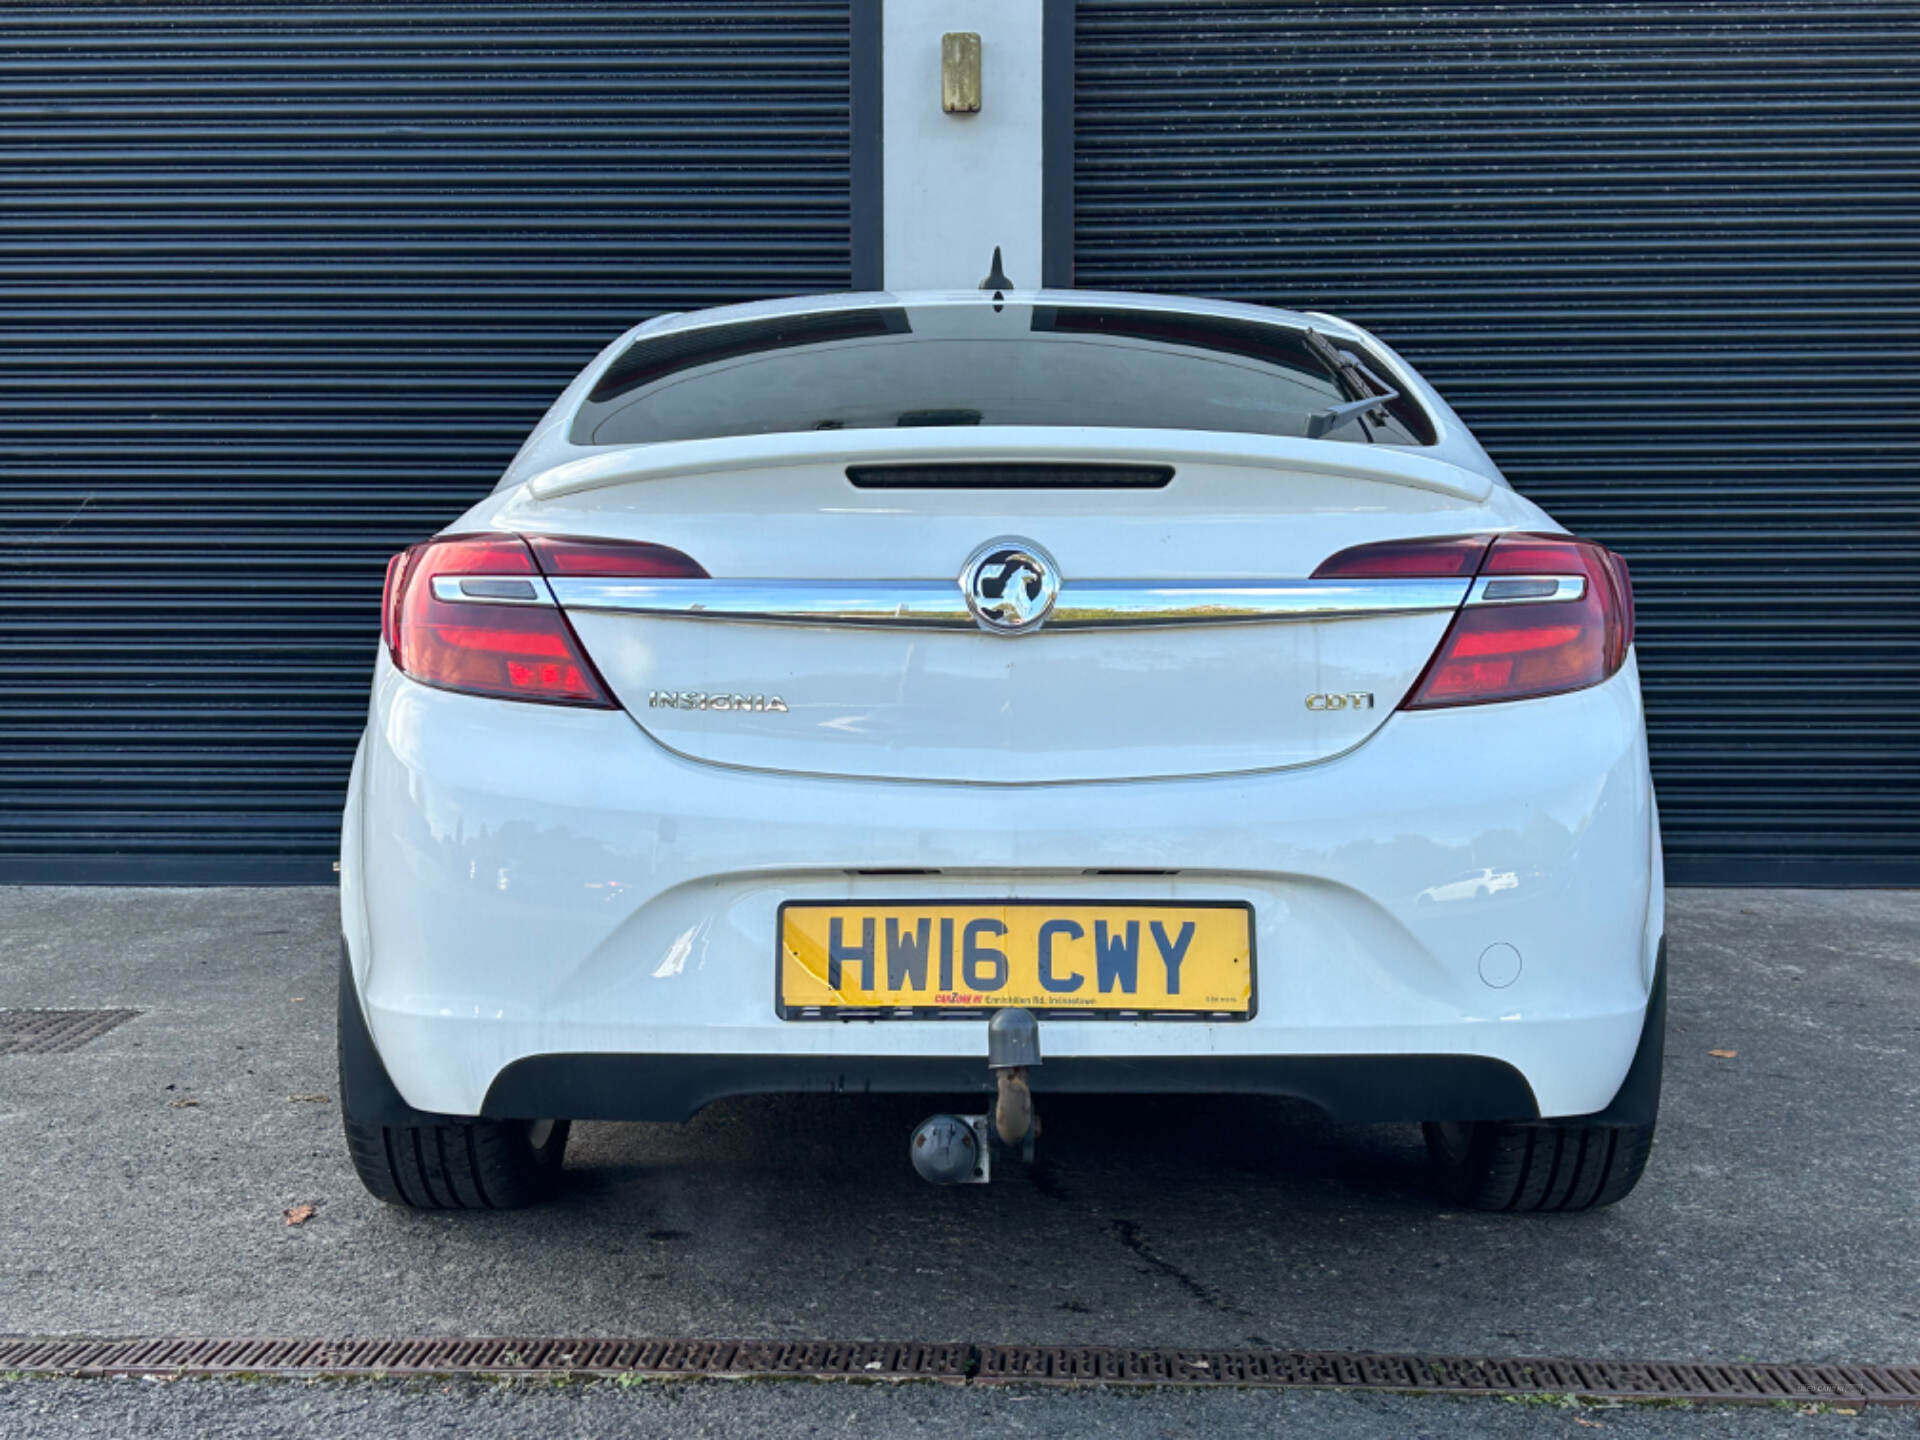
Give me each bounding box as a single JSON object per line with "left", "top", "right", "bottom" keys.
{"left": 882, "top": 0, "right": 1045, "bottom": 289}
{"left": 343, "top": 289, "right": 1662, "bottom": 1125}
{"left": 345, "top": 657, "right": 1657, "bottom": 1119}
{"left": 577, "top": 605, "right": 1456, "bottom": 784}
{"left": 527, "top": 444, "right": 1537, "bottom": 783}
{"left": 526, "top": 427, "right": 1494, "bottom": 505}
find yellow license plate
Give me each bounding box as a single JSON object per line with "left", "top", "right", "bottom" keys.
{"left": 778, "top": 901, "right": 1255, "bottom": 1018}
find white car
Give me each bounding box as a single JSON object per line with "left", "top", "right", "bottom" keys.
{"left": 338, "top": 287, "right": 1664, "bottom": 1213}
{"left": 1418, "top": 867, "right": 1524, "bottom": 905}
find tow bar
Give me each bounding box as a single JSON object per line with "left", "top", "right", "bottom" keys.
{"left": 909, "top": 1007, "right": 1040, "bottom": 1185}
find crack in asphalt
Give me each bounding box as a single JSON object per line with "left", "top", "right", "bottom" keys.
{"left": 1109, "top": 1217, "right": 1236, "bottom": 1316}
{"left": 1028, "top": 1162, "right": 1265, "bottom": 1340}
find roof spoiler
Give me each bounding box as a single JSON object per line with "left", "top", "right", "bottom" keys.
{"left": 524, "top": 427, "right": 1495, "bottom": 505}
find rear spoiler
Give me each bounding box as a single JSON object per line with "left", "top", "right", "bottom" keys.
{"left": 523, "top": 427, "right": 1496, "bottom": 504}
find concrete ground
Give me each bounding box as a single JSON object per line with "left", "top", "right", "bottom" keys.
{"left": 1, "top": 886, "right": 1916, "bottom": 1435}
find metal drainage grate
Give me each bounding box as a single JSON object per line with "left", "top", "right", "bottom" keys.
{"left": 0, "top": 1337, "right": 969, "bottom": 1383}
{"left": 0, "top": 1336, "right": 1916, "bottom": 1406}
{"left": 0, "top": 1009, "right": 138, "bottom": 1055}
{"left": 974, "top": 1346, "right": 1920, "bottom": 1405}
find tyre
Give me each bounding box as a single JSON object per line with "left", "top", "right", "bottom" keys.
{"left": 1423, "top": 1119, "right": 1654, "bottom": 1212}
{"left": 337, "top": 948, "right": 569, "bottom": 1209}
{"left": 343, "top": 1109, "right": 570, "bottom": 1210}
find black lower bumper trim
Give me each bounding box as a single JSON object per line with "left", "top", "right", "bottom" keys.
{"left": 1568, "top": 937, "right": 1665, "bottom": 1128}
{"left": 480, "top": 1051, "right": 1541, "bottom": 1125}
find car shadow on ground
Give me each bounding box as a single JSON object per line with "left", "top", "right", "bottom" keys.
{"left": 379, "top": 1092, "right": 1548, "bottom": 1350}
{"left": 553, "top": 1092, "right": 1445, "bottom": 1214}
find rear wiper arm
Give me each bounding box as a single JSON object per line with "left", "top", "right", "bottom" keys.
{"left": 1304, "top": 328, "right": 1401, "bottom": 440}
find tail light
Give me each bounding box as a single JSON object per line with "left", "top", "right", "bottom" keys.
{"left": 382, "top": 533, "right": 705, "bottom": 707}
{"left": 380, "top": 550, "right": 410, "bottom": 660}
{"left": 525, "top": 536, "right": 707, "bottom": 579}
{"left": 1315, "top": 531, "right": 1635, "bottom": 709}
{"left": 1312, "top": 534, "right": 1491, "bottom": 579}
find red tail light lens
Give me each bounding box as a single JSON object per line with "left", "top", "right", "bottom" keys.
{"left": 1405, "top": 532, "right": 1635, "bottom": 709}
{"left": 528, "top": 536, "right": 708, "bottom": 578}
{"left": 386, "top": 534, "right": 614, "bottom": 706}
{"left": 380, "top": 549, "right": 413, "bottom": 663}
{"left": 1312, "top": 534, "right": 1491, "bottom": 579}
{"left": 384, "top": 533, "right": 709, "bottom": 705}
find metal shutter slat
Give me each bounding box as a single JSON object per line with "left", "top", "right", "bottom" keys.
{"left": 0, "top": 2, "right": 852, "bottom": 881}
{"left": 1075, "top": 0, "right": 1920, "bottom": 883}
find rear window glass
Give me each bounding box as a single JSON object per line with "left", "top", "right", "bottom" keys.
{"left": 572, "top": 302, "right": 1435, "bottom": 447}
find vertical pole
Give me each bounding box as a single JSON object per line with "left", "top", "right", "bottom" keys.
{"left": 1040, "top": 0, "right": 1075, "bottom": 288}
{"left": 878, "top": 0, "right": 1047, "bottom": 290}
{"left": 850, "top": 0, "right": 885, "bottom": 290}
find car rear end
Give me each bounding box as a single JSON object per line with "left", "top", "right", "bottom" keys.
{"left": 339, "top": 291, "right": 1663, "bottom": 1210}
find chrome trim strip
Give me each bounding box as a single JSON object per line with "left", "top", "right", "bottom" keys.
{"left": 429, "top": 575, "right": 557, "bottom": 606}
{"left": 553, "top": 578, "right": 974, "bottom": 627}
{"left": 547, "top": 577, "right": 1472, "bottom": 629}
{"left": 1047, "top": 580, "right": 1466, "bottom": 627}
{"left": 1465, "top": 575, "right": 1587, "bottom": 606}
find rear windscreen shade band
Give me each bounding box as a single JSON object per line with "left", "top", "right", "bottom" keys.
{"left": 1032, "top": 305, "right": 1322, "bottom": 372}
{"left": 1030, "top": 306, "right": 1437, "bottom": 445}
{"left": 589, "top": 308, "right": 912, "bottom": 403}
{"left": 845, "top": 462, "right": 1175, "bottom": 489}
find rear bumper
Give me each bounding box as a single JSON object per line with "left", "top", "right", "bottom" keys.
{"left": 342, "top": 653, "right": 1662, "bottom": 1121}
{"left": 339, "top": 945, "right": 1668, "bottom": 1129}
{"left": 483, "top": 942, "right": 1668, "bottom": 1125}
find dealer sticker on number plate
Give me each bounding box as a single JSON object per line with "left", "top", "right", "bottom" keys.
{"left": 777, "top": 901, "right": 1254, "bottom": 1018}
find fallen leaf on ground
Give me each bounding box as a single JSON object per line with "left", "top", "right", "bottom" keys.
{"left": 1574, "top": 1419, "right": 1606, "bottom": 1430}
{"left": 1708, "top": 1049, "right": 1738, "bottom": 1059}
{"left": 283, "top": 1204, "right": 315, "bottom": 1226}
{"left": 167, "top": 1097, "right": 200, "bottom": 1108}
{"left": 287, "top": 1094, "right": 331, "bottom": 1104}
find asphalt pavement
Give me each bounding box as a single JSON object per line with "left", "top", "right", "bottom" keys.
{"left": 1, "top": 884, "right": 1916, "bottom": 1434}
{"left": 2, "top": 1375, "right": 1914, "bottom": 1438}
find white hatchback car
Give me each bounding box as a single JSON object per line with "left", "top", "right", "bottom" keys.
{"left": 338, "top": 288, "right": 1664, "bottom": 1213}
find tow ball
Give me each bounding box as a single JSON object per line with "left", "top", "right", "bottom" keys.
{"left": 909, "top": 1008, "right": 1041, "bottom": 1185}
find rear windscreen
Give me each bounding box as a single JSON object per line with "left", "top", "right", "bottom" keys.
{"left": 572, "top": 302, "right": 1435, "bottom": 447}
